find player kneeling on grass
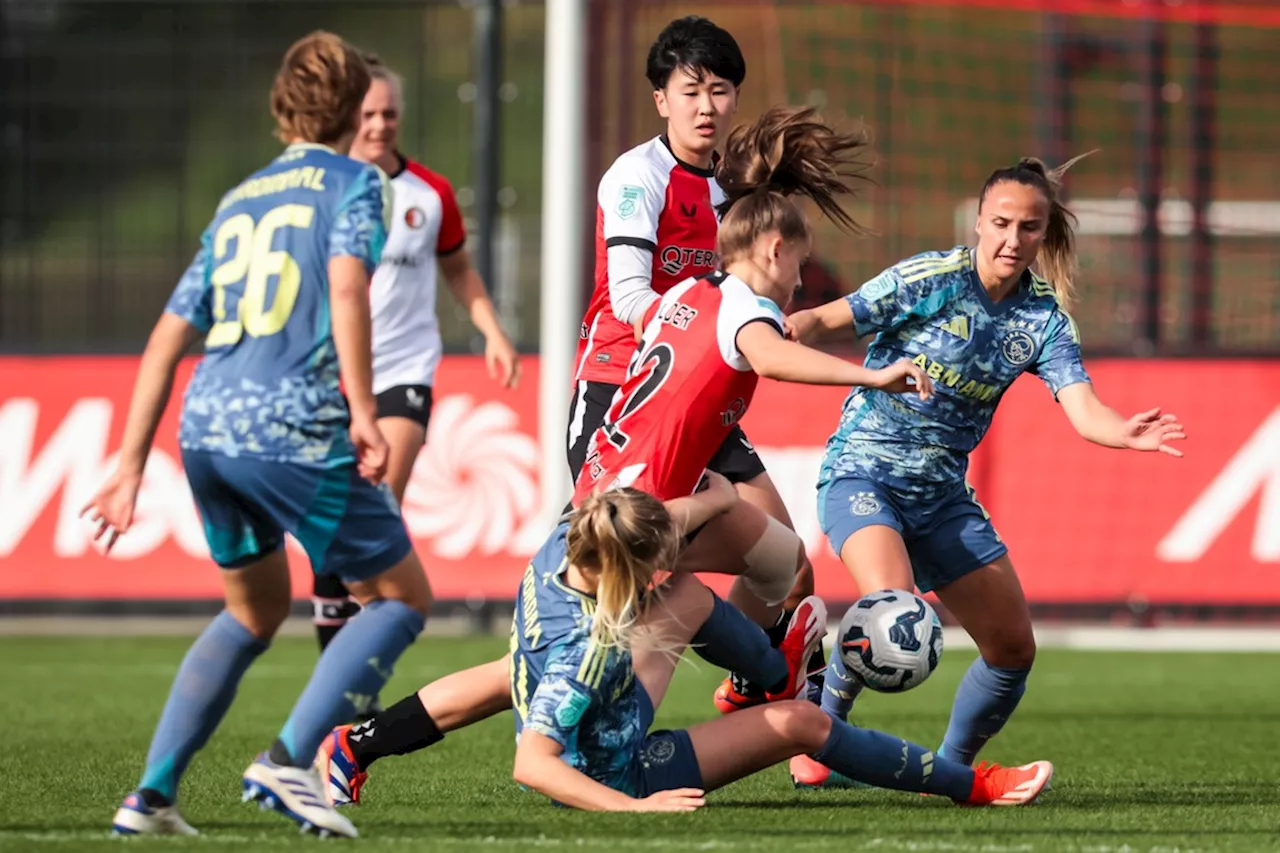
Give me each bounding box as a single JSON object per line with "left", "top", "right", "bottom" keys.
{"left": 509, "top": 488, "right": 1053, "bottom": 810}
{"left": 88, "top": 32, "right": 432, "bottom": 840}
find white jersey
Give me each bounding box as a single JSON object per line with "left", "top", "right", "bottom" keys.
{"left": 370, "top": 156, "right": 467, "bottom": 393}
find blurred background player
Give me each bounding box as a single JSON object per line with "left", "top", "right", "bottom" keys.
{"left": 568, "top": 15, "right": 828, "bottom": 710}
{"left": 314, "top": 105, "right": 930, "bottom": 808}
{"left": 310, "top": 53, "right": 520, "bottom": 714}
{"left": 84, "top": 32, "right": 435, "bottom": 839}
{"left": 785, "top": 154, "right": 1187, "bottom": 789}
{"left": 510, "top": 488, "right": 1054, "bottom": 811}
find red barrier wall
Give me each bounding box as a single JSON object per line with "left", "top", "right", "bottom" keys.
{"left": 1, "top": 357, "right": 1276, "bottom": 603}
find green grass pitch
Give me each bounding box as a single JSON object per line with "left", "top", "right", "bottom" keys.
{"left": 2, "top": 635, "right": 1277, "bottom": 852}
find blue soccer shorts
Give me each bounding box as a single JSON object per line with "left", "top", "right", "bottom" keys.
{"left": 818, "top": 475, "right": 1008, "bottom": 593}
{"left": 182, "top": 449, "right": 412, "bottom": 582}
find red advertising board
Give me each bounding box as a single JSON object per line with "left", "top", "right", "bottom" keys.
{"left": 0, "top": 356, "right": 1276, "bottom": 604}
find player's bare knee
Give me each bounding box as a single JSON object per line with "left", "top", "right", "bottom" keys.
{"left": 663, "top": 571, "right": 714, "bottom": 624}
{"left": 982, "top": 633, "right": 1036, "bottom": 670}
{"left": 771, "top": 700, "right": 831, "bottom": 753}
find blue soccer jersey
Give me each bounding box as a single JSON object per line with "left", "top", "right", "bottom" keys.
{"left": 509, "top": 524, "right": 646, "bottom": 797}
{"left": 820, "top": 246, "right": 1091, "bottom": 499}
{"left": 164, "top": 143, "right": 391, "bottom": 466}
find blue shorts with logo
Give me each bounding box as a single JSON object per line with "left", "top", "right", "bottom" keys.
{"left": 818, "top": 475, "right": 1007, "bottom": 593}
{"left": 182, "top": 449, "right": 413, "bottom": 581}
{"left": 634, "top": 685, "right": 704, "bottom": 796}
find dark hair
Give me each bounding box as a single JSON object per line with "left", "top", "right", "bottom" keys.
{"left": 714, "top": 106, "right": 873, "bottom": 262}
{"left": 270, "top": 31, "right": 370, "bottom": 146}
{"left": 645, "top": 16, "right": 746, "bottom": 91}
{"left": 977, "top": 151, "right": 1096, "bottom": 309}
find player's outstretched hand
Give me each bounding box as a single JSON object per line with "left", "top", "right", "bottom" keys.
{"left": 784, "top": 309, "right": 819, "bottom": 345}
{"left": 1121, "top": 407, "right": 1186, "bottom": 457}
{"left": 79, "top": 469, "right": 142, "bottom": 554}
{"left": 350, "top": 416, "right": 390, "bottom": 484}
{"left": 869, "top": 358, "right": 934, "bottom": 401}
{"left": 486, "top": 332, "right": 522, "bottom": 389}
{"left": 631, "top": 788, "right": 706, "bottom": 812}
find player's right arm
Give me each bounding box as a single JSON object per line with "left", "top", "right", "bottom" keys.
{"left": 599, "top": 159, "right": 667, "bottom": 326}
{"left": 512, "top": 646, "right": 705, "bottom": 812}
{"left": 787, "top": 262, "right": 941, "bottom": 345}
{"left": 330, "top": 165, "right": 392, "bottom": 481}
{"left": 82, "top": 239, "right": 212, "bottom": 550}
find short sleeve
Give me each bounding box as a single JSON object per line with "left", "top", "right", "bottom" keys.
{"left": 330, "top": 165, "right": 391, "bottom": 273}
{"left": 718, "top": 281, "right": 786, "bottom": 371}
{"left": 1029, "top": 308, "right": 1091, "bottom": 398}
{"left": 845, "top": 267, "right": 915, "bottom": 337}
{"left": 163, "top": 228, "right": 215, "bottom": 333}
{"left": 598, "top": 156, "right": 666, "bottom": 252}
{"left": 524, "top": 642, "right": 600, "bottom": 749}
{"left": 432, "top": 176, "right": 467, "bottom": 256}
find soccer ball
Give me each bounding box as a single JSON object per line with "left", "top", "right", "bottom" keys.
{"left": 837, "top": 589, "right": 943, "bottom": 693}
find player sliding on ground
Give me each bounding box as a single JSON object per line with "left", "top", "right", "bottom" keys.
{"left": 779, "top": 153, "right": 1188, "bottom": 789}
{"left": 315, "top": 104, "right": 933, "bottom": 807}
{"left": 508, "top": 488, "right": 1053, "bottom": 811}
{"left": 86, "top": 32, "right": 432, "bottom": 839}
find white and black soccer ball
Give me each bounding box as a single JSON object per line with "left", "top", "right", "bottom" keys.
{"left": 837, "top": 589, "right": 943, "bottom": 693}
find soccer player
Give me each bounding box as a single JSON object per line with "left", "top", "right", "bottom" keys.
{"left": 510, "top": 488, "right": 1054, "bottom": 811}
{"left": 315, "top": 105, "right": 932, "bottom": 807}
{"left": 569, "top": 16, "right": 829, "bottom": 702}
{"left": 86, "top": 32, "right": 432, "bottom": 839}
{"left": 783, "top": 154, "right": 1187, "bottom": 788}
{"left": 309, "top": 53, "right": 520, "bottom": 701}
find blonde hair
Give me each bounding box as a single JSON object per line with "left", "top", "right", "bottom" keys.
{"left": 566, "top": 489, "right": 681, "bottom": 652}
{"left": 714, "top": 105, "right": 873, "bottom": 264}
{"left": 978, "top": 151, "right": 1096, "bottom": 310}
{"left": 270, "top": 31, "right": 370, "bottom": 145}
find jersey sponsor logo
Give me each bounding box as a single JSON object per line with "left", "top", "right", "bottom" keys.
{"left": 935, "top": 314, "right": 973, "bottom": 342}
{"left": 910, "top": 354, "right": 999, "bottom": 401}
{"left": 721, "top": 397, "right": 747, "bottom": 427}
{"left": 657, "top": 301, "right": 698, "bottom": 331}
{"left": 404, "top": 206, "right": 426, "bottom": 229}
{"left": 1000, "top": 329, "right": 1036, "bottom": 367}
{"left": 595, "top": 352, "right": 611, "bottom": 364}
{"left": 849, "top": 491, "right": 881, "bottom": 517}
{"left": 616, "top": 185, "right": 645, "bottom": 220}
{"left": 659, "top": 246, "right": 717, "bottom": 277}
{"left": 380, "top": 254, "right": 424, "bottom": 268}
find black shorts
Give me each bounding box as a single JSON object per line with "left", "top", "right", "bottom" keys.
{"left": 375, "top": 384, "right": 433, "bottom": 428}
{"left": 565, "top": 379, "right": 766, "bottom": 486}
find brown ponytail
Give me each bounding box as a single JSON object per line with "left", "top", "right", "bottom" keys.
{"left": 567, "top": 489, "right": 680, "bottom": 651}
{"left": 270, "top": 31, "right": 371, "bottom": 146}
{"left": 715, "top": 106, "right": 873, "bottom": 263}
{"left": 978, "top": 151, "right": 1096, "bottom": 309}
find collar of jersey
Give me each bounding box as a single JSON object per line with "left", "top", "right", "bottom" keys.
{"left": 282, "top": 142, "right": 338, "bottom": 156}
{"left": 659, "top": 134, "right": 717, "bottom": 178}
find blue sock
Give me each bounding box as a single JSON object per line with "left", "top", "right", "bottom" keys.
{"left": 820, "top": 652, "right": 864, "bottom": 722}
{"left": 813, "top": 719, "right": 974, "bottom": 800}
{"left": 138, "top": 611, "right": 268, "bottom": 802}
{"left": 939, "top": 658, "right": 1030, "bottom": 765}
{"left": 691, "top": 594, "right": 788, "bottom": 692}
{"left": 276, "top": 599, "right": 425, "bottom": 766}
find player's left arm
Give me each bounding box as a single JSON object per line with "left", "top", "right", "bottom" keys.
{"left": 1037, "top": 310, "right": 1186, "bottom": 456}
{"left": 436, "top": 175, "right": 520, "bottom": 388}
{"left": 81, "top": 244, "right": 209, "bottom": 549}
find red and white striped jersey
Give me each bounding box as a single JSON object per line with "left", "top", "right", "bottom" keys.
{"left": 574, "top": 135, "right": 725, "bottom": 385}
{"left": 572, "top": 271, "right": 786, "bottom": 504}
{"left": 370, "top": 156, "right": 467, "bottom": 393}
